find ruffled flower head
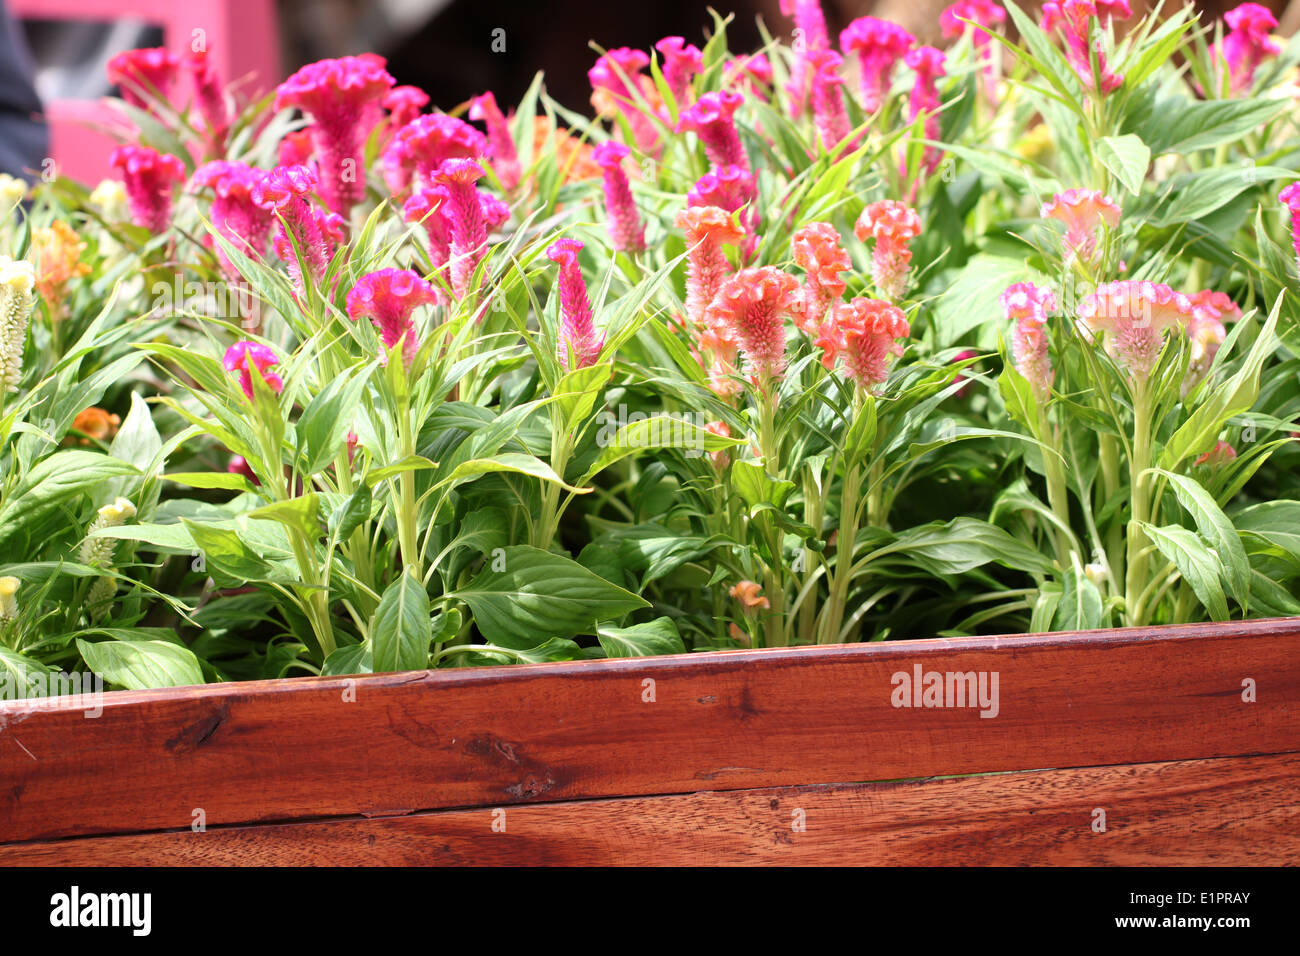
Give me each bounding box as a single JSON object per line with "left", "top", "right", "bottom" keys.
{"left": 816, "top": 297, "right": 910, "bottom": 390}
{"left": 469, "top": 91, "right": 521, "bottom": 191}
{"left": 192, "top": 161, "right": 275, "bottom": 276}
{"left": 676, "top": 91, "right": 749, "bottom": 172}
{"left": 346, "top": 268, "right": 438, "bottom": 365}
{"left": 855, "top": 200, "right": 922, "bottom": 299}
{"left": 1001, "top": 282, "right": 1057, "bottom": 397}
{"left": 430, "top": 158, "right": 490, "bottom": 299}
{"left": 1041, "top": 188, "right": 1121, "bottom": 263}
{"left": 840, "top": 17, "right": 915, "bottom": 113}
{"left": 790, "top": 222, "right": 850, "bottom": 333}
{"left": 223, "top": 341, "right": 283, "bottom": 399}
{"left": 1280, "top": 182, "right": 1300, "bottom": 276}
{"left": 109, "top": 145, "right": 186, "bottom": 233}
{"left": 780, "top": 0, "right": 831, "bottom": 113}
{"left": 589, "top": 48, "right": 660, "bottom": 153}
{"left": 940, "top": 1, "right": 1005, "bottom": 102}
{"left": 251, "top": 164, "right": 337, "bottom": 292}
{"left": 1220, "top": 4, "right": 1281, "bottom": 94}
{"left": 1185, "top": 290, "right": 1241, "bottom": 390}
{"left": 704, "top": 267, "right": 801, "bottom": 387}
{"left": 687, "top": 165, "right": 756, "bottom": 214}
{"left": 106, "top": 48, "right": 179, "bottom": 110}
{"left": 383, "top": 112, "right": 488, "bottom": 197}
{"left": 1078, "top": 280, "right": 1194, "bottom": 378}
{"left": 185, "top": 46, "right": 229, "bottom": 148}
{"left": 655, "top": 37, "right": 704, "bottom": 103}
{"left": 1041, "top": 0, "right": 1125, "bottom": 93}
{"left": 384, "top": 85, "right": 429, "bottom": 131}
{"left": 676, "top": 205, "right": 746, "bottom": 330}
{"left": 594, "top": 141, "right": 647, "bottom": 253}
{"left": 547, "top": 239, "right": 604, "bottom": 370}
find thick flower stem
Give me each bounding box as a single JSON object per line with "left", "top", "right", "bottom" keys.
{"left": 820, "top": 461, "right": 863, "bottom": 644}
{"left": 1124, "top": 382, "right": 1153, "bottom": 626}
{"left": 1037, "top": 405, "right": 1073, "bottom": 566}
{"left": 1098, "top": 433, "right": 1123, "bottom": 587}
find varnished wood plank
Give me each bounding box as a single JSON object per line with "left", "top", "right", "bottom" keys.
{"left": 2, "top": 619, "right": 1298, "bottom": 844}
{"left": 3, "top": 750, "right": 1296, "bottom": 865}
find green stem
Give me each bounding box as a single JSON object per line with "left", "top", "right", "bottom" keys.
{"left": 1124, "top": 380, "right": 1153, "bottom": 626}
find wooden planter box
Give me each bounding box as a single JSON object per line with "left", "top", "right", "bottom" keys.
{"left": 2, "top": 618, "right": 1298, "bottom": 865}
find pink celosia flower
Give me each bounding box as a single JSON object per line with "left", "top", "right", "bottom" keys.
{"left": 704, "top": 420, "right": 733, "bottom": 469}
{"left": 469, "top": 91, "right": 521, "bottom": 191}
{"left": 705, "top": 267, "right": 801, "bottom": 387}
{"left": 430, "top": 158, "right": 491, "bottom": 299}
{"left": 676, "top": 91, "right": 749, "bottom": 172}
{"left": 1194, "top": 440, "right": 1237, "bottom": 468}
{"left": 185, "top": 46, "right": 229, "bottom": 150}
{"left": 840, "top": 17, "right": 915, "bottom": 113}
{"left": 547, "top": 239, "right": 604, "bottom": 369}
{"left": 904, "top": 47, "right": 947, "bottom": 176}
{"left": 589, "top": 48, "right": 659, "bottom": 153}
{"left": 951, "top": 348, "right": 980, "bottom": 398}
{"left": 109, "top": 145, "right": 186, "bottom": 233}
{"left": 1041, "top": 188, "right": 1121, "bottom": 263}
{"left": 383, "top": 112, "right": 487, "bottom": 197}
{"left": 1078, "top": 280, "right": 1194, "bottom": 378}
{"left": 593, "top": 141, "right": 646, "bottom": 253}
{"left": 251, "top": 164, "right": 333, "bottom": 292}
{"left": 790, "top": 221, "right": 850, "bottom": 333}
{"left": 815, "top": 297, "right": 910, "bottom": 390}
{"left": 1219, "top": 3, "right": 1281, "bottom": 94}
{"left": 1041, "top": 0, "right": 1124, "bottom": 93}
{"left": 724, "top": 54, "right": 774, "bottom": 98}
{"left": 223, "top": 341, "right": 283, "bottom": 399}
{"left": 1001, "top": 282, "right": 1057, "bottom": 397}
{"left": 403, "top": 186, "right": 453, "bottom": 273}
{"left": 855, "top": 200, "right": 923, "bottom": 299}
{"left": 106, "top": 48, "right": 179, "bottom": 110}
{"left": 1279, "top": 182, "right": 1300, "bottom": 275}
{"left": 1184, "top": 290, "right": 1240, "bottom": 390}
{"left": 346, "top": 268, "right": 438, "bottom": 365}
{"left": 941, "top": 0, "right": 1006, "bottom": 104}
{"left": 228, "top": 455, "right": 258, "bottom": 485}
{"left": 687, "top": 165, "right": 756, "bottom": 213}
{"left": 676, "top": 205, "right": 746, "bottom": 330}
{"left": 191, "top": 161, "right": 275, "bottom": 276}
{"left": 383, "top": 85, "right": 429, "bottom": 131}
{"left": 276, "top": 56, "right": 395, "bottom": 217}
{"left": 655, "top": 37, "right": 704, "bottom": 103}
{"left": 780, "top": 0, "right": 831, "bottom": 114}
{"left": 807, "top": 50, "right": 851, "bottom": 151}
{"left": 279, "top": 128, "right": 315, "bottom": 167}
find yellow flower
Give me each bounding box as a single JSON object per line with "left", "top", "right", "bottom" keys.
{"left": 0, "top": 575, "right": 19, "bottom": 621}
{"left": 1015, "top": 124, "right": 1054, "bottom": 164}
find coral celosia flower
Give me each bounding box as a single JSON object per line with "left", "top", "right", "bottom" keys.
{"left": 807, "top": 50, "right": 851, "bottom": 151}
{"left": 1280, "top": 182, "right": 1300, "bottom": 275}
{"left": 790, "top": 221, "right": 850, "bottom": 333}
{"left": 855, "top": 200, "right": 923, "bottom": 300}
{"left": 593, "top": 141, "right": 646, "bottom": 253}
{"left": 840, "top": 17, "right": 915, "bottom": 113}
{"left": 705, "top": 267, "right": 801, "bottom": 386}
{"left": 1041, "top": 0, "right": 1124, "bottom": 93}
{"left": 223, "top": 341, "right": 284, "bottom": 399}
{"left": 383, "top": 85, "right": 429, "bottom": 131}
{"left": 730, "top": 579, "right": 771, "bottom": 612}
{"left": 676, "top": 205, "right": 746, "bottom": 330}
{"left": 31, "top": 220, "right": 90, "bottom": 305}
{"left": 547, "top": 239, "right": 604, "bottom": 370}
{"left": 109, "top": 145, "right": 186, "bottom": 233}
{"left": 704, "top": 420, "right": 733, "bottom": 469}
{"left": 469, "top": 91, "right": 521, "bottom": 191}
{"left": 904, "top": 47, "right": 947, "bottom": 176}
{"left": 589, "top": 48, "right": 659, "bottom": 153}
{"left": 383, "top": 112, "right": 488, "bottom": 197}
{"left": 1041, "top": 188, "right": 1121, "bottom": 263}
{"left": 430, "top": 159, "right": 490, "bottom": 299}
{"left": 1195, "top": 440, "right": 1237, "bottom": 468}
{"left": 1078, "top": 280, "right": 1194, "bottom": 378}
{"left": 815, "top": 297, "right": 910, "bottom": 390}
{"left": 941, "top": 0, "right": 1006, "bottom": 103}
{"left": 1219, "top": 3, "right": 1281, "bottom": 94}
{"left": 192, "top": 161, "right": 275, "bottom": 276}
{"left": 276, "top": 56, "right": 395, "bottom": 217}
{"left": 106, "top": 48, "right": 179, "bottom": 110}
{"left": 655, "top": 37, "right": 704, "bottom": 103}
{"left": 676, "top": 91, "right": 749, "bottom": 172}
{"left": 0, "top": 256, "right": 35, "bottom": 391}
{"left": 346, "top": 268, "right": 438, "bottom": 365}
{"left": 70, "top": 407, "right": 122, "bottom": 445}
{"left": 185, "top": 46, "right": 229, "bottom": 149}
{"left": 251, "top": 164, "right": 334, "bottom": 291}
{"left": 687, "top": 165, "right": 756, "bottom": 214}
{"left": 780, "top": 0, "right": 831, "bottom": 114}
{"left": 1001, "top": 282, "right": 1057, "bottom": 397}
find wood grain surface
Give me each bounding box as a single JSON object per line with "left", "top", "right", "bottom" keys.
{"left": 3, "top": 750, "right": 1295, "bottom": 865}
{"left": 2, "top": 618, "right": 1297, "bottom": 848}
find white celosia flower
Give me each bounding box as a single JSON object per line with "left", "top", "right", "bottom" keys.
{"left": 0, "top": 576, "right": 19, "bottom": 622}
{"left": 79, "top": 497, "right": 137, "bottom": 568}
{"left": 89, "top": 179, "right": 129, "bottom": 221}
{"left": 0, "top": 256, "right": 36, "bottom": 390}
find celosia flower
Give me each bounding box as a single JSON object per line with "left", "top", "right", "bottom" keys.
{"left": 430, "top": 159, "right": 490, "bottom": 299}
{"left": 904, "top": 47, "right": 947, "bottom": 176}
{"left": 223, "top": 341, "right": 284, "bottom": 399}
{"left": 705, "top": 420, "right": 733, "bottom": 469}
{"left": 185, "top": 46, "right": 229, "bottom": 149}
{"left": 69, "top": 407, "right": 122, "bottom": 446}
{"left": 940, "top": 0, "right": 1006, "bottom": 103}
{"left": 109, "top": 145, "right": 186, "bottom": 233}
{"left": 655, "top": 37, "right": 704, "bottom": 103}
{"left": 724, "top": 54, "right": 774, "bottom": 98}
{"left": 730, "top": 579, "right": 770, "bottom": 612}
{"left": 1040, "top": 0, "right": 1124, "bottom": 94}
{"left": 676, "top": 91, "right": 749, "bottom": 172}
{"left": 279, "top": 128, "right": 315, "bottom": 167}
{"left": 252, "top": 164, "right": 335, "bottom": 292}
{"left": 815, "top": 297, "right": 910, "bottom": 390}
{"left": 855, "top": 200, "right": 923, "bottom": 300}
{"left": 1184, "top": 290, "right": 1240, "bottom": 391}
{"left": 31, "top": 220, "right": 91, "bottom": 305}
{"left": 532, "top": 118, "right": 604, "bottom": 184}
{"left": 780, "top": 0, "right": 831, "bottom": 114}
{"left": 840, "top": 17, "right": 915, "bottom": 113}
{"left": 1219, "top": 3, "right": 1281, "bottom": 94}
{"left": 1041, "top": 188, "right": 1121, "bottom": 263}
{"left": 89, "top": 179, "right": 127, "bottom": 221}
{"left": 687, "top": 165, "right": 756, "bottom": 214}
{"left": 593, "top": 141, "right": 646, "bottom": 253}
{"left": 192, "top": 161, "right": 275, "bottom": 276}
{"left": 547, "top": 239, "right": 604, "bottom": 369}
{"left": 1195, "top": 440, "right": 1237, "bottom": 468}
{"left": 403, "top": 186, "right": 454, "bottom": 273}
{"left": 705, "top": 267, "right": 801, "bottom": 386}
{"left": 276, "top": 56, "right": 395, "bottom": 217}
{"left": 384, "top": 85, "right": 429, "bottom": 131}
{"left": 589, "top": 48, "right": 659, "bottom": 153}
{"left": 346, "top": 268, "right": 438, "bottom": 365}
{"left": 807, "top": 50, "right": 850, "bottom": 151}
{"left": 228, "top": 455, "right": 258, "bottom": 485}
{"left": 0, "top": 256, "right": 36, "bottom": 391}
{"left": 790, "top": 221, "right": 850, "bottom": 333}
{"left": 106, "top": 48, "right": 179, "bottom": 110}
{"left": 80, "top": 498, "right": 137, "bottom": 568}
{"left": 676, "top": 205, "right": 746, "bottom": 330}
{"left": 1000, "top": 282, "right": 1057, "bottom": 397}
{"left": 1078, "top": 280, "right": 1194, "bottom": 378}
{"left": 0, "top": 576, "right": 18, "bottom": 623}
{"left": 383, "top": 112, "right": 487, "bottom": 197}
{"left": 469, "top": 92, "right": 521, "bottom": 191}
{"left": 0, "top": 174, "right": 27, "bottom": 209}
{"left": 951, "top": 348, "right": 980, "bottom": 398}
{"left": 1281, "top": 182, "right": 1300, "bottom": 275}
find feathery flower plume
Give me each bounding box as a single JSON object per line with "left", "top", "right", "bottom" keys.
{"left": 676, "top": 91, "right": 749, "bottom": 173}
{"left": 106, "top": 48, "right": 179, "bottom": 110}
{"left": 904, "top": 47, "right": 947, "bottom": 177}
{"left": 547, "top": 239, "right": 604, "bottom": 369}
{"left": 677, "top": 205, "right": 746, "bottom": 330}
{"left": 192, "top": 161, "right": 275, "bottom": 277}
{"left": 109, "top": 145, "right": 185, "bottom": 234}
{"left": 1040, "top": 0, "right": 1125, "bottom": 94}
{"left": 1001, "top": 282, "right": 1057, "bottom": 397}
{"left": 941, "top": 1, "right": 1006, "bottom": 103}
{"left": 251, "top": 164, "right": 333, "bottom": 292}
{"left": 383, "top": 112, "right": 487, "bottom": 197}
{"left": 1041, "top": 188, "right": 1121, "bottom": 264}
{"left": 790, "top": 222, "right": 850, "bottom": 334}
{"left": 430, "top": 158, "right": 490, "bottom": 299}
{"left": 593, "top": 141, "right": 647, "bottom": 253}
{"left": 470, "top": 91, "right": 521, "bottom": 190}
{"left": 0, "top": 256, "right": 35, "bottom": 390}
{"left": 276, "top": 56, "right": 395, "bottom": 217}
{"left": 1219, "top": 3, "right": 1281, "bottom": 94}
{"left": 80, "top": 497, "right": 137, "bottom": 615}
{"left": 855, "top": 200, "right": 923, "bottom": 300}
{"left": 223, "top": 341, "right": 284, "bottom": 400}
{"left": 1279, "top": 182, "right": 1300, "bottom": 276}
{"left": 655, "top": 37, "right": 704, "bottom": 103}
{"left": 705, "top": 267, "right": 801, "bottom": 387}
{"left": 185, "top": 46, "right": 229, "bottom": 150}
{"left": 807, "top": 50, "right": 851, "bottom": 151}
{"left": 780, "top": 0, "right": 831, "bottom": 114}
{"left": 31, "top": 221, "right": 90, "bottom": 307}
{"left": 1078, "top": 280, "right": 1194, "bottom": 378}
{"left": 840, "top": 17, "right": 915, "bottom": 113}
{"left": 815, "top": 297, "right": 910, "bottom": 390}
{"left": 589, "top": 48, "right": 660, "bottom": 153}
{"left": 384, "top": 85, "right": 429, "bottom": 132}
{"left": 0, "top": 576, "right": 18, "bottom": 623}
{"left": 346, "top": 268, "right": 438, "bottom": 365}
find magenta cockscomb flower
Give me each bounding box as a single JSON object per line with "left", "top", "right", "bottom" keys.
{"left": 839, "top": 17, "right": 914, "bottom": 113}
{"left": 184, "top": 46, "right": 229, "bottom": 150}
{"left": 791, "top": 221, "right": 850, "bottom": 334}
{"left": 780, "top": 0, "right": 831, "bottom": 114}
{"left": 687, "top": 165, "right": 756, "bottom": 213}
{"left": 547, "top": 239, "right": 604, "bottom": 369}
{"left": 383, "top": 85, "right": 429, "bottom": 132}
{"left": 676, "top": 91, "right": 749, "bottom": 172}
{"left": 655, "top": 37, "right": 704, "bottom": 103}
{"left": 279, "top": 128, "right": 315, "bottom": 168}
{"left": 593, "top": 141, "right": 647, "bottom": 253}
{"left": 855, "top": 201, "right": 923, "bottom": 300}
{"left": 107, "top": 48, "right": 179, "bottom": 110}
{"left": 1219, "top": 4, "right": 1282, "bottom": 94}
{"left": 1041, "top": 189, "right": 1121, "bottom": 263}
{"left": 807, "top": 50, "right": 851, "bottom": 151}
{"left": 705, "top": 267, "right": 801, "bottom": 387}
{"left": 191, "top": 161, "right": 274, "bottom": 276}
{"left": 251, "top": 164, "right": 334, "bottom": 292}
{"left": 815, "top": 297, "right": 910, "bottom": 390}
{"left": 223, "top": 341, "right": 283, "bottom": 399}
{"left": 724, "top": 53, "right": 775, "bottom": 98}
{"left": 1001, "top": 282, "right": 1057, "bottom": 397}
{"left": 1041, "top": 0, "right": 1125, "bottom": 94}
{"left": 346, "top": 268, "right": 438, "bottom": 365}
{"left": 1079, "top": 280, "right": 1194, "bottom": 379}
{"left": 589, "top": 48, "right": 659, "bottom": 153}
{"left": 109, "top": 145, "right": 186, "bottom": 233}
{"left": 403, "top": 186, "right": 453, "bottom": 273}
{"left": 431, "top": 159, "right": 490, "bottom": 299}
{"left": 941, "top": 1, "right": 1006, "bottom": 104}
{"left": 275, "top": 56, "right": 395, "bottom": 217}
{"left": 904, "top": 47, "right": 947, "bottom": 176}
{"left": 677, "top": 205, "right": 746, "bottom": 330}
{"left": 383, "top": 112, "right": 487, "bottom": 197}
{"left": 469, "top": 91, "right": 522, "bottom": 191}
{"left": 1279, "top": 183, "right": 1300, "bottom": 275}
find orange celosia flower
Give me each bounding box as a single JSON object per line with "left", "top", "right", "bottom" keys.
{"left": 532, "top": 118, "right": 603, "bottom": 184}
{"left": 729, "top": 579, "right": 770, "bottom": 613}
{"left": 676, "top": 205, "right": 746, "bottom": 331}
{"left": 855, "top": 201, "right": 922, "bottom": 300}
{"left": 790, "top": 221, "right": 850, "bottom": 334}
{"left": 32, "top": 220, "right": 91, "bottom": 306}
{"left": 68, "top": 407, "right": 121, "bottom": 445}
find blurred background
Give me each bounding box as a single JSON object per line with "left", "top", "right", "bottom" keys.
{"left": 0, "top": 0, "right": 1295, "bottom": 182}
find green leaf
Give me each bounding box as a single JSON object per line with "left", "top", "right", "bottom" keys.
{"left": 1152, "top": 469, "right": 1249, "bottom": 608}
{"left": 554, "top": 361, "right": 612, "bottom": 430}
{"left": 0, "top": 647, "right": 52, "bottom": 699}
{"left": 439, "top": 453, "right": 589, "bottom": 494}
{"left": 370, "top": 568, "right": 432, "bottom": 673}
{"left": 321, "top": 643, "right": 373, "bottom": 677}
{"left": 163, "top": 471, "right": 257, "bottom": 492}
{"left": 180, "top": 519, "right": 274, "bottom": 581}
{"left": 1096, "top": 134, "right": 1149, "bottom": 197}
{"left": 1138, "top": 97, "right": 1289, "bottom": 155}
{"left": 877, "top": 517, "right": 1056, "bottom": 576}
{"left": 582, "top": 415, "right": 742, "bottom": 484}
{"left": 76, "top": 638, "right": 204, "bottom": 689}
{"left": 1055, "top": 557, "right": 1104, "bottom": 631}
{"left": 297, "top": 369, "right": 370, "bottom": 475}
{"left": 597, "top": 617, "right": 687, "bottom": 658}
{"left": 731, "top": 459, "right": 796, "bottom": 511}
{"left": 248, "top": 494, "right": 321, "bottom": 539}
{"left": 1138, "top": 522, "right": 1230, "bottom": 622}
{"left": 329, "top": 484, "right": 373, "bottom": 542}
{"left": 0, "top": 451, "right": 139, "bottom": 544}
